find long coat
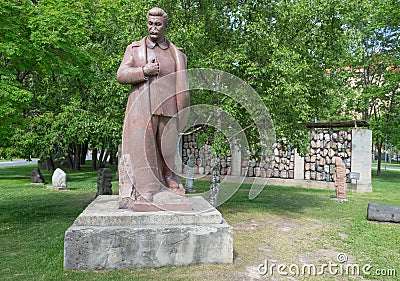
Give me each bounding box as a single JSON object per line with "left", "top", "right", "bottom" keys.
{"left": 116, "top": 37, "right": 190, "bottom": 208}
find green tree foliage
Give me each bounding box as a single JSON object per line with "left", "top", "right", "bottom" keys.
{"left": 1, "top": 0, "right": 134, "bottom": 168}
{"left": 337, "top": 0, "right": 400, "bottom": 175}
{"left": 164, "top": 0, "right": 355, "bottom": 154}
{"left": 0, "top": 1, "right": 34, "bottom": 157}
{"left": 1, "top": 0, "right": 397, "bottom": 170}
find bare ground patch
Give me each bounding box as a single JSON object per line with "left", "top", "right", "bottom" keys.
{"left": 207, "top": 213, "right": 373, "bottom": 281}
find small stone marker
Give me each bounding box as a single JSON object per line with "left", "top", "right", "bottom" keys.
{"left": 96, "top": 168, "right": 113, "bottom": 197}
{"left": 367, "top": 202, "right": 400, "bottom": 223}
{"left": 333, "top": 156, "right": 347, "bottom": 201}
{"left": 185, "top": 154, "right": 195, "bottom": 193}
{"left": 49, "top": 168, "right": 68, "bottom": 190}
{"left": 31, "top": 167, "right": 45, "bottom": 184}
{"left": 209, "top": 158, "right": 220, "bottom": 207}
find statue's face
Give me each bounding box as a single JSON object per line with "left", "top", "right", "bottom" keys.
{"left": 147, "top": 16, "right": 167, "bottom": 42}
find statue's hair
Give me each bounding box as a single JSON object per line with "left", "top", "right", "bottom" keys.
{"left": 147, "top": 7, "right": 168, "bottom": 25}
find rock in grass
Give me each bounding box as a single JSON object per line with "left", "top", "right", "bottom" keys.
{"left": 31, "top": 167, "right": 45, "bottom": 184}
{"left": 367, "top": 202, "right": 400, "bottom": 223}
{"left": 96, "top": 168, "right": 113, "bottom": 197}
{"left": 48, "top": 168, "right": 68, "bottom": 190}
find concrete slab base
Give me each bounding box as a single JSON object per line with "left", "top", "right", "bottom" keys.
{"left": 64, "top": 195, "right": 233, "bottom": 270}
{"left": 128, "top": 191, "right": 193, "bottom": 212}
{"left": 332, "top": 198, "right": 348, "bottom": 203}
{"left": 47, "top": 186, "right": 69, "bottom": 190}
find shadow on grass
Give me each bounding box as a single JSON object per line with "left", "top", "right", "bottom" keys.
{"left": 372, "top": 169, "right": 400, "bottom": 183}
{"left": 1, "top": 164, "right": 367, "bottom": 227}
{"left": 191, "top": 180, "right": 328, "bottom": 216}
{"left": 0, "top": 164, "right": 37, "bottom": 178}
{"left": 0, "top": 175, "right": 30, "bottom": 180}
{"left": 0, "top": 189, "right": 93, "bottom": 227}
{"left": 0, "top": 166, "right": 97, "bottom": 227}
{"left": 67, "top": 173, "right": 98, "bottom": 183}
{"left": 223, "top": 185, "right": 327, "bottom": 216}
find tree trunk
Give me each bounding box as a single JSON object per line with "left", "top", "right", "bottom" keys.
{"left": 376, "top": 137, "right": 382, "bottom": 176}
{"left": 92, "top": 148, "right": 98, "bottom": 171}
{"left": 47, "top": 156, "right": 56, "bottom": 172}
{"left": 74, "top": 142, "right": 81, "bottom": 171}
{"left": 99, "top": 149, "right": 109, "bottom": 168}
{"left": 99, "top": 148, "right": 105, "bottom": 168}
{"left": 80, "top": 141, "right": 88, "bottom": 165}
{"left": 109, "top": 151, "right": 114, "bottom": 165}
{"left": 104, "top": 151, "right": 109, "bottom": 166}
{"left": 67, "top": 146, "right": 74, "bottom": 171}
{"left": 114, "top": 148, "right": 118, "bottom": 166}
{"left": 109, "top": 148, "right": 118, "bottom": 165}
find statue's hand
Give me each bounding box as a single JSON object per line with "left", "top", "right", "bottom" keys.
{"left": 143, "top": 62, "right": 159, "bottom": 76}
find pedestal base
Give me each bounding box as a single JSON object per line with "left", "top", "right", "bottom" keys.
{"left": 47, "top": 186, "right": 69, "bottom": 190}
{"left": 64, "top": 195, "right": 233, "bottom": 269}
{"left": 132, "top": 191, "right": 192, "bottom": 212}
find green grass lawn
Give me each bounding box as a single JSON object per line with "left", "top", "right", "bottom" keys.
{"left": 1, "top": 164, "right": 399, "bottom": 280}
{"left": 372, "top": 161, "right": 400, "bottom": 169}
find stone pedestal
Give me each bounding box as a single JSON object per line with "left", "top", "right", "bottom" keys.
{"left": 121, "top": 191, "right": 193, "bottom": 212}
{"left": 294, "top": 149, "right": 305, "bottom": 180}
{"left": 351, "top": 129, "right": 372, "bottom": 192}
{"left": 64, "top": 195, "right": 233, "bottom": 270}
{"left": 230, "top": 139, "right": 242, "bottom": 176}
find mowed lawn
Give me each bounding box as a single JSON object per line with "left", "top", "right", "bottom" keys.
{"left": 0, "top": 164, "right": 399, "bottom": 281}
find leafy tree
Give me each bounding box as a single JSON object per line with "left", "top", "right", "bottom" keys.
{"left": 338, "top": 0, "right": 400, "bottom": 175}
{"left": 3, "top": 0, "right": 397, "bottom": 174}
{"left": 0, "top": 1, "right": 35, "bottom": 158}
{"left": 1, "top": 0, "right": 133, "bottom": 169}
{"left": 161, "top": 0, "right": 355, "bottom": 155}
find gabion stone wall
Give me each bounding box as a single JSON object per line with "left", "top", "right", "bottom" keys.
{"left": 305, "top": 130, "right": 352, "bottom": 182}
{"left": 181, "top": 132, "right": 294, "bottom": 178}
{"left": 241, "top": 143, "right": 294, "bottom": 179}
{"left": 182, "top": 129, "right": 353, "bottom": 181}
{"left": 182, "top": 134, "right": 198, "bottom": 168}
{"left": 181, "top": 134, "right": 232, "bottom": 176}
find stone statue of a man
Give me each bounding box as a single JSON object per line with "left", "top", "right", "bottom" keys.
{"left": 117, "top": 7, "right": 190, "bottom": 211}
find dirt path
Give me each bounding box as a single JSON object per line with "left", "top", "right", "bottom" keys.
{"left": 229, "top": 214, "right": 371, "bottom": 281}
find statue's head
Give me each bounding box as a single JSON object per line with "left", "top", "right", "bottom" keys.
{"left": 147, "top": 7, "right": 168, "bottom": 43}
